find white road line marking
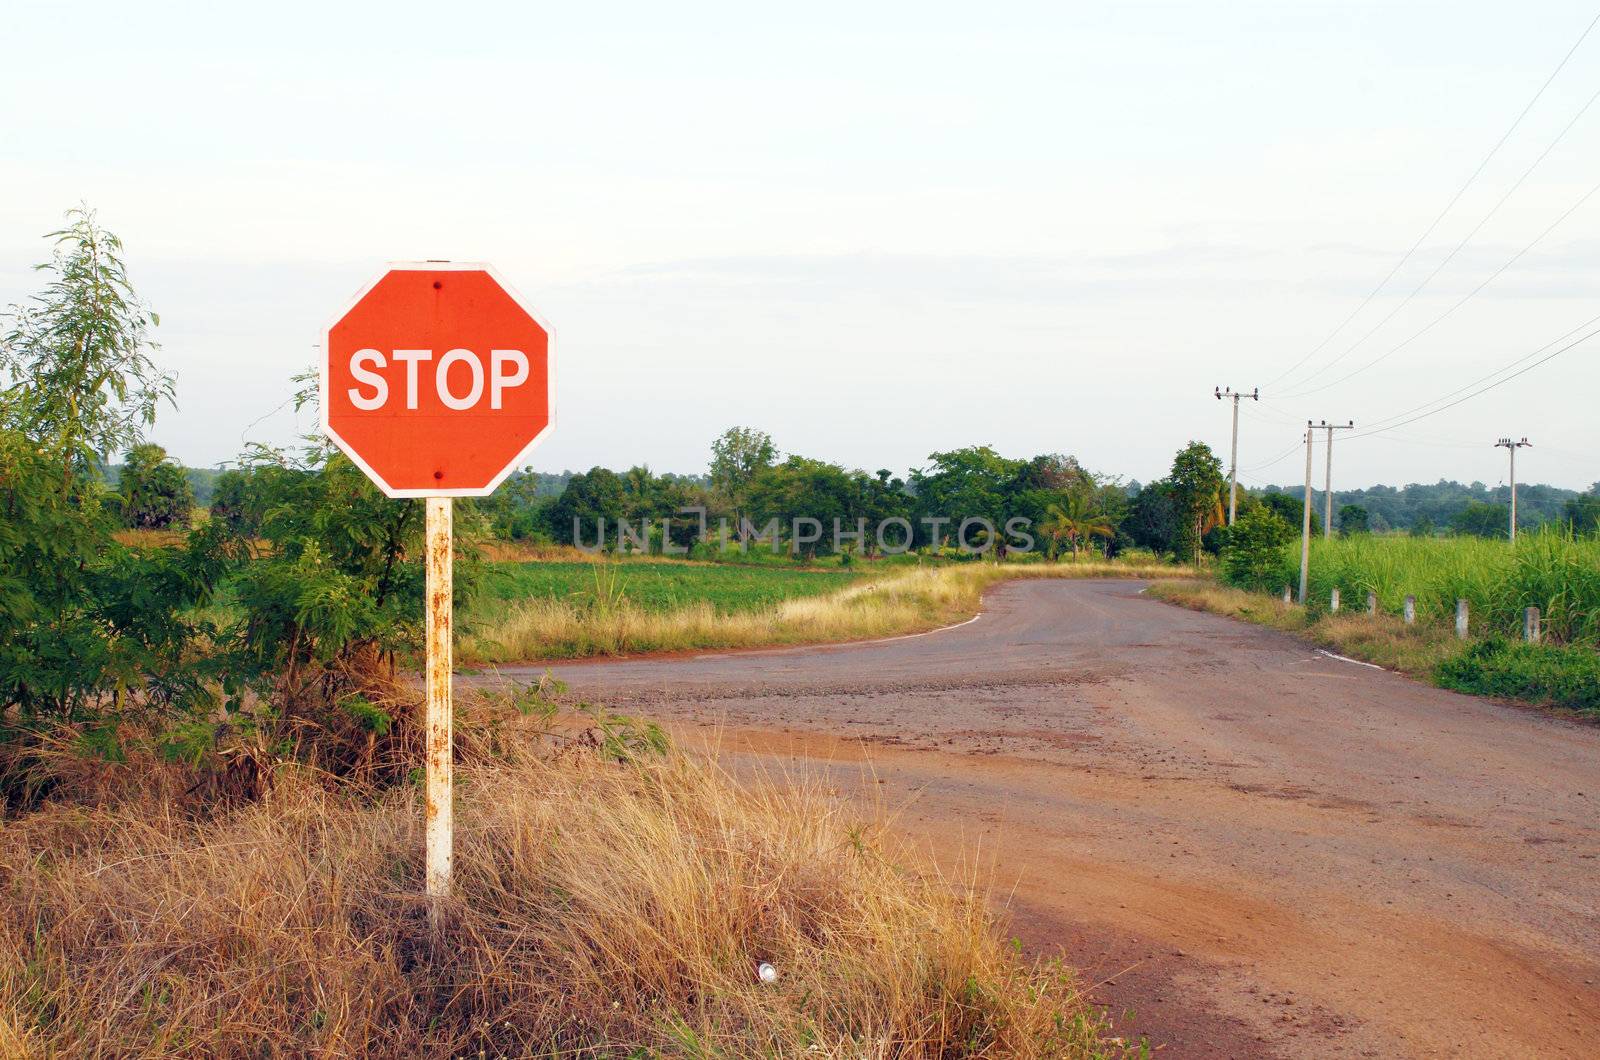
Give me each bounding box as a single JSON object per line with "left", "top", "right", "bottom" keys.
{"left": 1316, "top": 649, "right": 1385, "bottom": 670}
{"left": 693, "top": 612, "right": 985, "bottom": 660}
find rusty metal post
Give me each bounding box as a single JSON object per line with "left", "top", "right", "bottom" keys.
{"left": 425, "top": 498, "right": 454, "bottom": 925}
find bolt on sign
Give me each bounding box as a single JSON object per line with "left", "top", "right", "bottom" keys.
{"left": 322, "top": 262, "right": 554, "bottom": 923}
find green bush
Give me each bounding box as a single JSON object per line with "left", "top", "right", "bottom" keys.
{"left": 1436, "top": 638, "right": 1600, "bottom": 714}
{"left": 1220, "top": 506, "right": 1294, "bottom": 591}
{"left": 119, "top": 442, "right": 194, "bottom": 529}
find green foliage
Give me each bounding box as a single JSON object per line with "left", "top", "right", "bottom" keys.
{"left": 1251, "top": 479, "right": 1580, "bottom": 532}
{"left": 1039, "top": 486, "right": 1114, "bottom": 561}
{"left": 1337, "top": 504, "right": 1368, "bottom": 536}
{"left": 1436, "top": 638, "right": 1600, "bottom": 714}
{"left": 1168, "top": 441, "right": 1225, "bottom": 563}
{"left": 119, "top": 443, "right": 194, "bottom": 529}
{"left": 1258, "top": 491, "right": 1319, "bottom": 537}
{"left": 1220, "top": 506, "right": 1295, "bottom": 591}
{"left": 0, "top": 212, "right": 224, "bottom": 773}
{"left": 1561, "top": 492, "right": 1600, "bottom": 534}
{"left": 1449, "top": 500, "right": 1508, "bottom": 539}
{"left": 1270, "top": 528, "right": 1600, "bottom": 645}
{"left": 549, "top": 466, "right": 628, "bottom": 547}
{"left": 0, "top": 206, "right": 173, "bottom": 476}
{"left": 470, "top": 560, "right": 859, "bottom": 619}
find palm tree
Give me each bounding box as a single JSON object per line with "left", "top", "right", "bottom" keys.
{"left": 1040, "top": 491, "right": 1114, "bottom": 561}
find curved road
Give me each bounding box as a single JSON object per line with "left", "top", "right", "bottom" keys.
{"left": 500, "top": 579, "right": 1600, "bottom": 1057}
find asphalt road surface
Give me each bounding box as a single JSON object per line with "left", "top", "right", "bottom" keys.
{"left": 498, "top": 578, "right": 1600, "bottom": 1058}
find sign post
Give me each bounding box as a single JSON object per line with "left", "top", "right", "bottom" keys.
{"left": 424, "top": 496, "right": 453, "bottom": 912}
{"left": 322, "top": 262, "right": 553, "bottom": 925}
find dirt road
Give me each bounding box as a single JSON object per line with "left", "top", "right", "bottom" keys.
{"left": 499, "top": 579, "right": 1600, "bottom": 1057}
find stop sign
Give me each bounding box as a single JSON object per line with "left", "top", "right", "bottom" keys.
{"left": 321, "top": 262, "right": 554, "bottom": 497}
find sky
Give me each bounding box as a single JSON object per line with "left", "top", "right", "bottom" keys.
{"left": 3, "top": 0, "right": 1599, "bottom": 491}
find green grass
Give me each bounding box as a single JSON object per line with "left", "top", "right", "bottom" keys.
{"left": 1256, "top": 529, "right": 1600, "bottom": 647}
{"left": 468, "top": 559, "right": 863, "bottom": 621}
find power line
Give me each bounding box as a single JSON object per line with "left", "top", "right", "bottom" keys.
{"left": 1278, "top": 171, "right": 1600, "bottom": 399}
{"left": 1265, "top": 10, "right": 1600, "bottom": 389}
{"left": 1345, "top": 321, "right": 1600, "bottom": 440}
{"left": 1281, "top": 80, "right": 1600, "bottom": 394}
{"left": 1354, "top": 309, "right": 1600, "bottom": 433}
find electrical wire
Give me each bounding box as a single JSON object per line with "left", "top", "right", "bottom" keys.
{"left": 1277, "top": 171, "right": 1600, "bottom": 399}
{"left": 1264, "top": 10, "right": 1600, "bottom": 389}
{"left": 1282, "top": 82, "right": 1600, "bottom": 394}
{"left": 1344, "top": 320, "right": 1600, "bottom": 440}
{"left": 1354, "top": 308, "right": 1600, "bottom": 432}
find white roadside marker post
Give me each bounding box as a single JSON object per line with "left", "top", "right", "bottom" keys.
{"left": 1455, "top": 599, "right": 1469, "bottom": 640}
{"left": 425, "top": 497, "right": 454, "bottom": 929}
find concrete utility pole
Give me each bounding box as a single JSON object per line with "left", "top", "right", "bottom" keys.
{"left": 1299, "top": 424, "right": 1313, "bottom": 604}
{"left": 1312, "top": 419, "right": 1355, "bottom": 539}
{"left": 1215, "top": 386, "right": 1259, "bottom": 525}
{"left": 1494, "top": 437, "right": 1532, "bottom": 542}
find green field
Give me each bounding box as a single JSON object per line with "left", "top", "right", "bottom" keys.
{"left": 469, "top": 560, "right": 864, "bottom": 619}
{"left": 1267, "top": 529, "right": 1600, "bottom": 645}
{"left": 1206, "top": 527, "right": 1600, "bottom": 713}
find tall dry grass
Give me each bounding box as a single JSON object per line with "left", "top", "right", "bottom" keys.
{"left": 464, "top": 558, "right": 1194, "bottom": 663}
{"left": 0, "top": 734, "right": 1122, "bottom": 1058}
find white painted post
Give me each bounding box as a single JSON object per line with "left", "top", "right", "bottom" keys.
{"left": 1455, "top": 598, "right": 1469, "bottom": 640}
{"left": 1524, "top": 606, "right": 1541, "bottom": 644}
{"left": 1282, "top": 584, "right": 1291, "bottom": 604}
{"left": 1330, "top": 587, "right": 1341, "bottom": 613}
{"left": 425, "top": 497, "right": 454, "bottom": 927}
{"left": 1404, "top": 595, "right": 1416, "bottom": 625}
{"left": 1366, "top": 591, "right": 1378, "bottom": 615}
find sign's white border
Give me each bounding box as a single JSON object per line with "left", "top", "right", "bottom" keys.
{"left": 319, "top": 261, "right": 558, "bottom": 499}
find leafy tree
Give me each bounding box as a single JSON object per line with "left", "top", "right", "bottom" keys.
{"left": 1409, "top": 515, "right": 1435, "bottom": 538}
{"left": 1337, "top": 503, "right": 1369, "bottom": 536}
{"left": 911, "top": 446, "right": 1024, "bottom": 553}
{"left": 1220, "top": 505, "right": 1294, "bottom": 591}
{"left": 1450, "top": 500, "right": 1509, "bottom": 539}
{"left": 1258, "top": 491, "right": 1320, "bottom": 537}
{"left": 747, "top": 456, "right": 857, "bottom": 558}
{"left": 1126, "top": 480, "right": 1180, "bottom": 557}
{"left": 709, "top": 426, "right": 776, "bottom": 542}
{"left": 1169, "top": 441, "right": 1225, "bottom": 563}
{"left": 1039, "top": 487, "right": 1113, "bottom": 560}
{"left": 0, "top": 207, "right": 173, "bottom": 488}
{"left": 549, "top": 467, "right": 628, "bottom": 547}
{"left": 0, "top": 211, "right": 222, "bottom": 776}
{"left": 119, "top": 443, "right": 194, "bottom": 529}
{"left": 1561, "top": 493, "right": 1600, "bottom": 534}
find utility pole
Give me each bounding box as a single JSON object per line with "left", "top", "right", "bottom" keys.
{"left": 1495, "top": 437, "right": 1532, "bottom": 542}
{"left": 1312, "top": 419, "right": 1355, "bottom": 539}
{"left": 1299, "top": 423, "right": 1313, "bottom": 604}
{"left": 1215, "top": 386, "right": 1259, "bottom": 525}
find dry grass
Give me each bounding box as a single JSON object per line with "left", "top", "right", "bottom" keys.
{"left": 465, "top": 558, "right": 1194, "bottom": 663}
{"left": 1147, "top": 579, "right": 1464, "bottom": 676}
{"left": 0, "top": 729, "right": 1124, "bottom": 1058}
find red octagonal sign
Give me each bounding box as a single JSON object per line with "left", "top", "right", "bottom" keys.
{"left": 322, "top": 262, "right": 554, "bottom": 497}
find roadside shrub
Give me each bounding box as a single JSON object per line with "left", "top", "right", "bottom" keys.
{"left": 1220, "top": 506, "right": 1293, "bottom": 591}
{"left": 1435, "top": 638, "right": 1600, "bottom": 714}
{"left": 118, "top": 442, "right": 193, "bottom": 529}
